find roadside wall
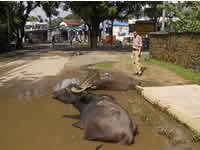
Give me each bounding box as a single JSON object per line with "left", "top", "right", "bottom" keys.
{"left": 149, "top": 32, "right": 200, "bottom": 72}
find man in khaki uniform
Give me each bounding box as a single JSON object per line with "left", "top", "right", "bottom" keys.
{"left": 131, "top": 31, "right": 144, "bottom": 75}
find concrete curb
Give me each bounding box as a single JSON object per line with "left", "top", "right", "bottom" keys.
{"left": 135, "top": 85, "right": 200, "bottom": 135}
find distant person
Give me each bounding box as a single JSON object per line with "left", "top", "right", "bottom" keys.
{"left": 75, "top": 31, "right": 81, "bottom": 43}
{"left": 69, "top": 30, "right": 75, "bottom": 46}
{"left": 52, "top": 36, "right": 55, "bottom": 48}
{"left": 131, "top": 31, "right": 144, "bottom": 76}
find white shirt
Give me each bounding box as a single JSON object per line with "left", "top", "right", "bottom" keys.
{"left": 132, "top": 35, "right": 142, "bottom": 50}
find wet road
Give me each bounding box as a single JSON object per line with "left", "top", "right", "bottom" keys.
{"left": 0, "top": 50, "right": 199, "bottom": 150}
{"left": 0, "top": 79, "right": 200, "bottom": 150}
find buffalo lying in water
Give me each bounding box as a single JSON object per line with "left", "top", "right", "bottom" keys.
{"left": 52, "top": 71, "right": 137, "bottom": 145}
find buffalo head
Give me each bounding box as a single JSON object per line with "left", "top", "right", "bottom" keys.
{"left": 52, "top": 84, "right": 81, "bottom": 104}
{"left": 52, "top": 70, "right": 100, "bottom": 104}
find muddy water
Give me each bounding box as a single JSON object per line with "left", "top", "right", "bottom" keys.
{"left": 0, "top": 76, "right": 200, "bottom": 150}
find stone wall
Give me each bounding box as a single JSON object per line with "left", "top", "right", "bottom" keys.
{"left": 149, "top": 32, "right": 200, "bottom": 72}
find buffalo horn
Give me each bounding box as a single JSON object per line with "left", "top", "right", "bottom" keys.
{"left": 71, "top": 70, "right": 99, "bottom": 93}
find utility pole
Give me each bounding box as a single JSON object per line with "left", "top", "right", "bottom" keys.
{"left": 161, "top": 1, "right": 166, "bottom": 31}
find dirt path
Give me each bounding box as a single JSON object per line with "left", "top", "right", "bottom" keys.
{"left": 0, "top": 49, "right": 191, "bottom": 87}
{"left": 116, "top": 55, "right": 193, "bottom": 86}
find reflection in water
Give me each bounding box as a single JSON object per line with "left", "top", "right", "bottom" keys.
{"left": 25, "top": 90, "right": 31, "bottom": 103}
{"left": 16, "top": 88, "right": 42, "bottom": 104}
{"left": 17, "top": 92, "right": 26, "bottom": 104}
{"left": 33, "top": 89, "right": 39, "bottom": 98}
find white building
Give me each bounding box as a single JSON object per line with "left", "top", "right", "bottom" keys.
{"left": 24, "top": 21, "right": 48, "bottom": 43}
{"left": 105, "top": 20, "right": 129, "bottom": 42}
{"left": 113, "top": 24, "right": 129, "bottom": 41}
{"left": 25, "top": 21, "right": 48, "bottom": 32}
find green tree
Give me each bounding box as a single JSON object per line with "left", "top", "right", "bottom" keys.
{"left": 105, "top": 1, "right": 146, "bottom": 47}
{"left": 27, "top": 16, "right": 39, "bottom": 22}
{"left": 0, "top": 1, "right": 16, "bottom": 51}
{"left": 51, "top": 17, "right": 63, "bottom": 28}
{"left": 64, "top": 13, "right": 81, "bottom": 20}
{"left": 16, "top": 2, "right": 39, "bottom": 48}
{"left": 40, "top": 1, "right": 60, "bottom": 26}
{"left": 0, "top": 1, "right": 39, "bottom": 49}
{"left": 160, "top": 1, "right": 200, "bottom": 32}
{"left": 64, "top": 1, "right": 146, "bottom": 49}
{"left": 65, "top": 2, "right": 108, "bottom": 49}
{"left": 144, "top": 1, "right": 163, "bottom": 23}
{"left": 27, "top": 15, "right": 43, "bottom": 22}
{"left": 40, "top": 1, "right": 60, "bottom": 40}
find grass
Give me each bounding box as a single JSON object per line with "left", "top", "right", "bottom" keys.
{"left": 95, "top": 63, "right": 113, "bottom": 69}
{"left": 140, "top": 114, "right": 152, "bottom": 125}
{"left": 192, "top": 132, "right": 200, "bottom": 142}
{"left": 141, "top": 56, "right": 200, "bottom": 85}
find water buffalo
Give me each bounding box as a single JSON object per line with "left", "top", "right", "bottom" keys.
{"left": 52, "top": 75, "right": 137, "bottom": 145}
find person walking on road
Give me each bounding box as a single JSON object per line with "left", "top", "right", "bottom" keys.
{"left": 131, "top": 31, "right": 144, "bottom": 76}
{"left": 69, "top": 30, "right": 75, "bottom": 46}
{"left": 52, "top": 35, "right": 55, "bottom": 48}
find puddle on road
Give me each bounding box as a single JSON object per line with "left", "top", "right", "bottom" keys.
{"left": 0, "top": 72, "right": 200, "bottom": 150}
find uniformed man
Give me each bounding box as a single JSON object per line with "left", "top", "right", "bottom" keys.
{"left": 131, "top": 31, "right": 144, "bottom": 76}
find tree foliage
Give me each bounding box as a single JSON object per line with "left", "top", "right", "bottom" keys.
{"left": 0, "top": 1, "right": 15, "bottom": 51}
{"left": 144, "top": 1, "right": 163, "bottom": 23}
{"left": 64, "top": 1, "right": 147, "bottom": 48}
{"left": 102, "top": 1, "right": 147, "bottom": 46}
{"left": 15, "top": 2, "right": 39, "bottom": 48}
{"left": 160, "top": 2, "right": 200, "bottom": 32}
{"left": 40, "top": 2, "right": 60, "bottom": 25}
{"left": 27, "top": 16, "right": 39, "bottom": 22}
{"left": 65, "top": 1, "right": 111, "bottom": 48}
{"left": 64, "top": 13, "right": 81, "bottom": 20}
{"left": 0, "top": 1, "right": 39, "bottom": 49}
{"left": 27, "top": 15, "right": 44, "bottom": 23}
{"left": 51, "top": 17, "right": 63, "bottom": 28}
{"left": 40, "top": 1, "right": 60, "bottom": 40}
